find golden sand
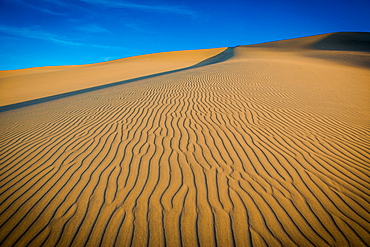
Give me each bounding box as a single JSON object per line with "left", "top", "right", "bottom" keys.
{"left": 0, "top": 32, "right": 369, "bottom": 246}
{"left": 0, "top": 48, "right": 226, "bottom": 107}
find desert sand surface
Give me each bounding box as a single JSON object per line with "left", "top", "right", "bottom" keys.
{"left": 0, "top": 32, "right": 369, "bottom": 246}
{"left": 0, "top": 47, "right": 227, "bottom": 107}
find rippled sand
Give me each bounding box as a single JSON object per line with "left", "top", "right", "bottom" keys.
{"left": 1, "top": 32, "right": 369, "bottom": 246}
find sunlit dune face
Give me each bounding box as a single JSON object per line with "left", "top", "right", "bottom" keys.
{"left": 0, "top": 48, "right": 226, "bottom": 107}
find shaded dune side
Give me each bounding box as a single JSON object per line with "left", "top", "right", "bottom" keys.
{"left": 0, "top": 46, "right": 369, "bottom": 246}
{"left": 312, "top": 32, "right": 370, "bottom": 52}
{"left": 244, "top": 32, "right": 370, "bottom": 68}
{"left": 0, "top": 48, "right": 233, "bottom": 113}
{"left": 306, "top": 32, "right": 370, "bottom": 68}
{"left": 245, "top": 32, "right": 370, "bottom": 51}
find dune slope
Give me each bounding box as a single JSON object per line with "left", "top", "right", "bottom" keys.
{"left": 0, "top": 33, "right": 369, "bottom": 246}
{"left": 0, "top": 47, "right": 228, "bottom": 107}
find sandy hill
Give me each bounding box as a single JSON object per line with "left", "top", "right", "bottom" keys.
{"left": 0, "top": 32, "right": 369, "bottom": 246}
{"left": 0, "top": 48, "right": 230, "bottom": 108}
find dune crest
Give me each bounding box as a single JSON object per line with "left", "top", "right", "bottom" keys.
{"left": 0, "top": 32, "right": 369, "bottom": 246}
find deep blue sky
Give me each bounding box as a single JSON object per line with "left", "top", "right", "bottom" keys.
{"left": 1, "top": 0, "right": 369, "bottom": 70}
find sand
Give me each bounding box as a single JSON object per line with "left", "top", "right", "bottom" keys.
{"left": 0, "top": 48, "right": 227, "bottom": 107}
{"left": 0, "top": 32, "right": 369, "bottom": 246}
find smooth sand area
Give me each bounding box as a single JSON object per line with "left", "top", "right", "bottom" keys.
{"left": 0, "top": 32, "right": 369, "bottom": 246}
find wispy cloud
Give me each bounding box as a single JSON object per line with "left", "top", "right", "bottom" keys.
{"left": 124, "top": 22, "right": 153, "bottom": 34}
{"left": 9, "top": 0, "right": 67, "bottom": 6}
{"left": 5, "top": 0, "right": 199, "bottom": 18}
{"left": 79, "top": 0, "right": 198, "bottom": 17}
{"left": 10, "top": 0, "right": 198, "bottom": 17}
{"left": 29, "top": 6, "right": 67, "bottom": 16}
{"left": 104, "top": 56, "right": 121, "bottom": 61}
{"left": 8, "top": 0, "right": 68, "bottom": 15}
{"left": 0, "top": 25, "right": 122, "bottom": 49}
{"left": 73, "top": 24, "right": 111, "bottom": 34}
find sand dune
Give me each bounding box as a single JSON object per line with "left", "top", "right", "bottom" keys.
{"left": 0, "top": 48, "right": 227, "bottom": 107}
{"left": 0, "top": 32, "right": 369, "bottom": 246}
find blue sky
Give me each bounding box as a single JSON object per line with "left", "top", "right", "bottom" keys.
{"left": 1, "top": 0, "right": 369, "bottom": 70}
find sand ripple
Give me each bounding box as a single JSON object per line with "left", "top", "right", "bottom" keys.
{"left": 1, "top": 36, "right": 370, "bottom": 246}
